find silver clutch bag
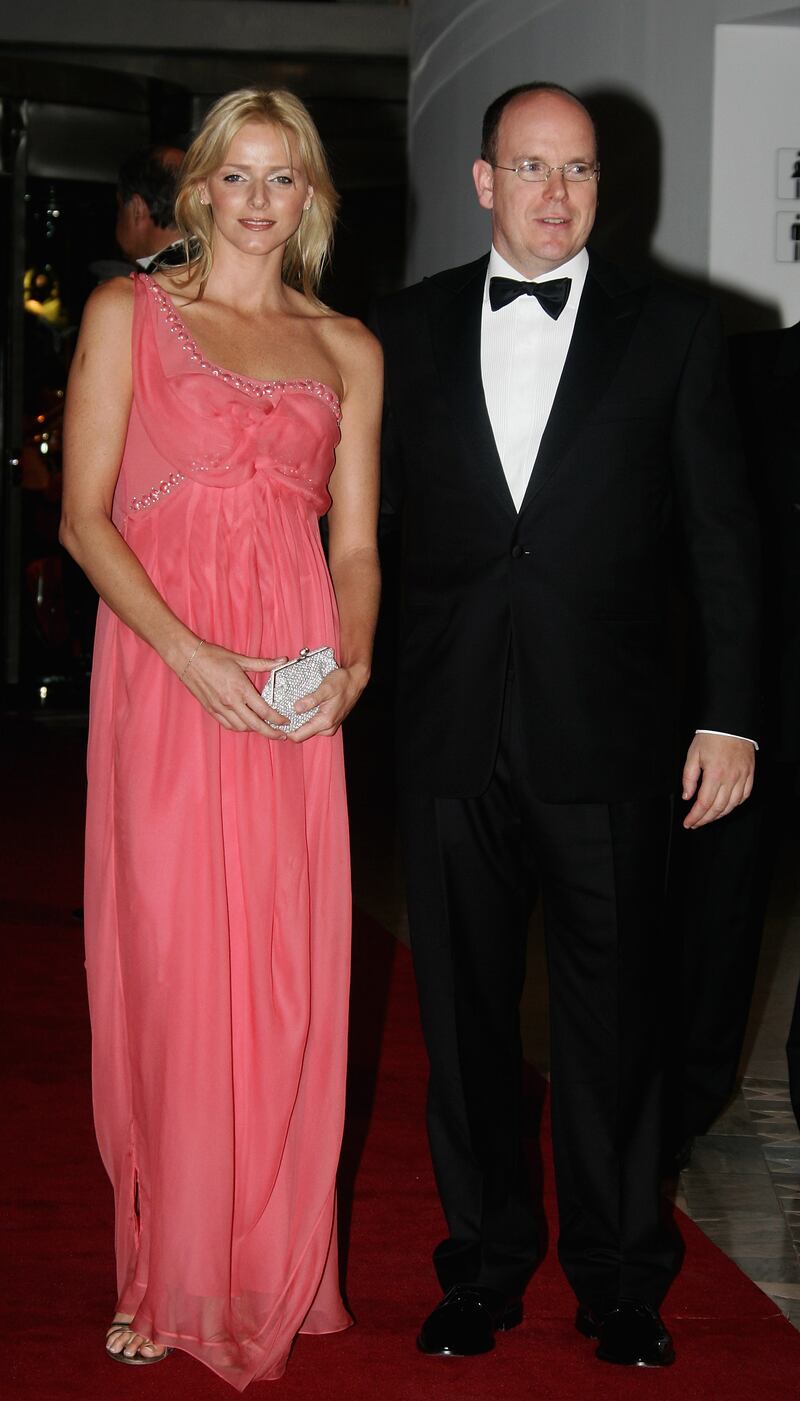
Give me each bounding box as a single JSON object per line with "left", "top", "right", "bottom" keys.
{"left": 261, "top": 646, "right": 338, "bottom": 732}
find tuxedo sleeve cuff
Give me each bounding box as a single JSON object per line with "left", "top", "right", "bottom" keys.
{"left": 695, "top": 728, "right": 759, "bottom": 751}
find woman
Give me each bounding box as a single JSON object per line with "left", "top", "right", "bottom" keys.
{"left": 61, "top": 89, "right": 381, "bottom": 1389}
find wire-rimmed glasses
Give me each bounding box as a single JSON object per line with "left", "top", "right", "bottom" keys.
{"left": 492, "top": 160, "right": 599, "bottom": 183}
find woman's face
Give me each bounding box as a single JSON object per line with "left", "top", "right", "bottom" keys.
{"left": 200, "top": 121, "right": 312, "bottom": 259}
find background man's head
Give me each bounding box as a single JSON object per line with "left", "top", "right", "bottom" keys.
{"left": 473, "top": 83, "right": 599, "bottom": 279}
{"left": 115, "top": 145, "right": 184, "bottom": 261}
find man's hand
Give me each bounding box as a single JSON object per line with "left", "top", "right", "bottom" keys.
{"left": 681, "top": 733, "right": 755, "bottom": 830}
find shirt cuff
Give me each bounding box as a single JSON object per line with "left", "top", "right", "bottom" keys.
{"left": 695, "top": 729, "right": 759, "bottom": 751}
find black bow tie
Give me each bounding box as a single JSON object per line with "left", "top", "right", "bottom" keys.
{"left": 489, "top": 275, "right": 572, "bottom": 319}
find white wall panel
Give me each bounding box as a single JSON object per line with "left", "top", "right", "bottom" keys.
{"left": 710, "top": 21, "right": 800, "bottom": 327}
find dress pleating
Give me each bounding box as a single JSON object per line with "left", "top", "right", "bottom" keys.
{"left": 84, "top": 272, "right": 352, "bottom": 1389}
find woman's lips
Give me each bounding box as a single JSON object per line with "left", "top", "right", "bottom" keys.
{"left": 239, "top": 219, "right": 275, "bottom": 230}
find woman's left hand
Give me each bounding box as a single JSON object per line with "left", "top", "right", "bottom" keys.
{"left": 287, "top": 661, "right": 370, "bottom": 741}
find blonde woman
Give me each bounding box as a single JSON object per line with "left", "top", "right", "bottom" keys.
{"left": 61, "top": 89, "right": 381, "bottom": 1388}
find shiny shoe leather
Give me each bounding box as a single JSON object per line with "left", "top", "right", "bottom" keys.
{"left": 576, "top": 1300, "right": 675, "bottom": 1367}
{"left": 417, "top": 1285, "right": 523, "bottom": 1356}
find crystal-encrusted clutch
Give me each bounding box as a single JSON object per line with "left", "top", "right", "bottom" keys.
{"left": 261, "top": 646, "right": 338, "bottom": 732}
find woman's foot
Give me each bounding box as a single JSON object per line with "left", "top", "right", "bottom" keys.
{"left": 106, "top": 1316, "right": 173, "bottom": 1365}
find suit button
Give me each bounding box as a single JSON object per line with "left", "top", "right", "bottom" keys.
{"left": 511, "top": 545, "right": 529, "bottom": 558}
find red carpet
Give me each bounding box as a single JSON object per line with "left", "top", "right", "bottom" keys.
{"left": 4, "top": 720, "right": 800, "bottom": 1399}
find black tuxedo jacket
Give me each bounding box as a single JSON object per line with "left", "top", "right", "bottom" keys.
{"left": 374, "top": 252, "right": 760, "bottom": 802}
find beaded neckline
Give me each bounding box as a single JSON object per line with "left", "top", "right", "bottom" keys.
{"left": 141, "top": 273, "right": 342, "bottom": 421}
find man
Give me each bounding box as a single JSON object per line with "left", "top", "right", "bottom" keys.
{"left": 374, "top": 83, "right": 759, "bottom": 1368}
{"left": 115, "top": 144, "right": 185, "bottom": 272}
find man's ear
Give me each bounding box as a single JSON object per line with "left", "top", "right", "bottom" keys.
{"left": 131, "top": 193, "right": 151, "bottom": 227}
{"left": 472, "top": 158, "right": 494, "bottom": 211}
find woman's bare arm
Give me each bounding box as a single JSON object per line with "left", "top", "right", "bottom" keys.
{"left": 291, "top": 319, "right": 382, "bottom": 739}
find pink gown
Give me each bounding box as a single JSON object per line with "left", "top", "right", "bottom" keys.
{"left": 84, "top": 272, "right": 352, "bottom": 1389}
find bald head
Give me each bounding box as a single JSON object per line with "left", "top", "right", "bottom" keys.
{"left": 481, "top": 82, "right": 596, "bottom": 167}
{"left": 154, "top": 145, "right": 185, "bottom": 174}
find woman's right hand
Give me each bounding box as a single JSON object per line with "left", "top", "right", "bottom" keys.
{"left": 178, "top": 641, "right": 289, "bottom": 738}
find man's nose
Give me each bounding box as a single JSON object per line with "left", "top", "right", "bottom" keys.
{"left": 543, "top": 169, "right": 569, "bottom": 199}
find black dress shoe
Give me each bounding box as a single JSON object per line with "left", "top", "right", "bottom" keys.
{"left": 417, "top": 1285, "right": 523, "bottom": 1357}
{"left": 576, "top": 1300, "right": 675, "bottom": 1367}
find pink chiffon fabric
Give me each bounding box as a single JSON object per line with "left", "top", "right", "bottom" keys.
{"left": 84, "top": 273, "right": 352, "bottom": 1389}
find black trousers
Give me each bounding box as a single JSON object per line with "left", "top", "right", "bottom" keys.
{"left": 401, "top": 670, "right": 678, "bottom": 1311}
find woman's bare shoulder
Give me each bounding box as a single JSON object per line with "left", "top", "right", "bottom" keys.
{"left": 316, "top": 312, "right": 382, "bottom": 374}
{"left": 78, "top": 276, "right": 135, "bottom": 339}
{"left": 86, "top": 274, "right": 134, "bottom": 311}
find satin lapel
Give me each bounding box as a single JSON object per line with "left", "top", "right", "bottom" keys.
{"left": 519, "top": 259, "right": 643, "bottom": 513}
{"left": 429, "top": 257, "right": 517, "bottom": 520}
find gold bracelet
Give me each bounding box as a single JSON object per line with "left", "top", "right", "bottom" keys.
{"left": 180, "top": 638, "right": 205, "bottom": 682}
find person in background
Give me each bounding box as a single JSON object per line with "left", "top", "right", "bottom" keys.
{"left": 115, "top": 143, "right": 186, "bottom": 271}
{"left": 374, "top": 81, "right": 759, "bottom": 1370}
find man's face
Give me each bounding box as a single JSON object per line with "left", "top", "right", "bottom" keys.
{"left": 473, "top": 91, "right": 598, "bottom": 277}
{"left": 115, "top": 194, "right": 137, "bottom": 261}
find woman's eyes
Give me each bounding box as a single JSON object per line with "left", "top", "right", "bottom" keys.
{"left": 220, "top": 173, "right": 295, "bottom": 185}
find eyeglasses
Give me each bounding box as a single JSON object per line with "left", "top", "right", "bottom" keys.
{"left": 492, "top": 160, "right": 599, "bottom": 183}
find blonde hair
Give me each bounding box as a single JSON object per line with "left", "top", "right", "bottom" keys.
{"left": 172, "top": 88, "right": 338, "bottom": 300}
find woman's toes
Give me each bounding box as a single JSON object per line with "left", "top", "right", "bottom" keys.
{"left": 106, "top": 1317, "right": 169, "bottom": 1363}
{"left": 126, "top": 1333, "right": 166, "bottom": 1360}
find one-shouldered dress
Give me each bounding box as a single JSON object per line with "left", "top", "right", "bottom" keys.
{"left": 83, "top": 272, "right": 352, "bottom": 1389}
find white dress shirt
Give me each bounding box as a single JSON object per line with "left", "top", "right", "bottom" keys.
{"left": 136, "top": 239, "right": 185, "bottom": 271}
{"left": 481, "top": 244, "right": 589, "bottom": 511}
{"left": 479, "top": 243, "right": 756, "bottom": 752}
